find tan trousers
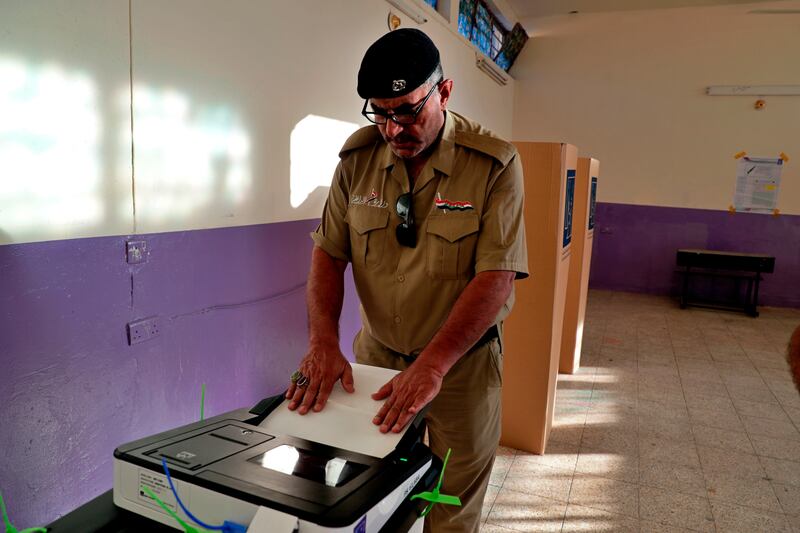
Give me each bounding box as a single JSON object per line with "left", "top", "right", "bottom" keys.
{"left": 354, "top": 330, "right": 503, "bottom": 533}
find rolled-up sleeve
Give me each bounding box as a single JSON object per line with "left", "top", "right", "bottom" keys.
{"left": 475, "top": 154, "right": 529, "bottom": 279}
{"left": 310, "top": 162, "right": 351, "bottom": 262}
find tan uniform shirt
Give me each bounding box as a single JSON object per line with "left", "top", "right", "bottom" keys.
{"left": 312, "top": 111, "right": 528, "bottom": 355}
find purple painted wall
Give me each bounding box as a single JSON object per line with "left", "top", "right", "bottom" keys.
{"left": 0, "top": 219, "right": 363, "bottom": 527}
{"left": 7, "top": 201, "right": 794, "bottom": 526}
{"left": 589, "top": 202, "right": 800, "bottom": 308}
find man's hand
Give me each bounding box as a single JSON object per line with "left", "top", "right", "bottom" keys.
{"left": 286, "top": 341, "right": 354, "bottom": 414}
{"left": 371, "top": 362, "right": 443, "bottom": 433}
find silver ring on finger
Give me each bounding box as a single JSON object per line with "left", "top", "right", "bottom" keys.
{"left": 296, "top": 375, "right": 310, "bottom": 388}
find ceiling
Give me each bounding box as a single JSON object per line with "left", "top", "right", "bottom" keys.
{"left": 505, "top": 0, "right": 794, "bottom": 20}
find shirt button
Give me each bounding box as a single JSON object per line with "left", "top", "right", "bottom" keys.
{"left": 394, "top": 316, "right": 402, "bottom": 324}
{"left": 397, "top": 274, "right": 405, "bottom": 282}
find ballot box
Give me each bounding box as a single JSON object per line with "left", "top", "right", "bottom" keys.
{"left": 559, "top": 157, "right": 599, "bottom": 374}
{"left": 111, "top": 364, "right": 438, "bottom": 532}
{"left": 501, "top": 142, "right": 578, "bottom": 454}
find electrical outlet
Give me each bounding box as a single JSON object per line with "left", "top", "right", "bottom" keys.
{"left": 127, "top": 316, "right": 161, "bottom": 345}
{"left": 126, "top": 240, "right": 148, "bottom": 264}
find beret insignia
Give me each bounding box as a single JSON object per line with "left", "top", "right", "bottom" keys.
{"left": 357, "top": 29, "right": 441, "bottom": 99}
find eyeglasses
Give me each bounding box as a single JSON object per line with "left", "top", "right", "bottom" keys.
{"left": 361, "top": 79, "right": 443, "bottom": 125}
{"left": 395, "top": 192, "right": 416, "bottom": 248}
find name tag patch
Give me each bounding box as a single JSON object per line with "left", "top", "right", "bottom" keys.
{"left": 351, "top": 189, "right": 388, "bottom": 208}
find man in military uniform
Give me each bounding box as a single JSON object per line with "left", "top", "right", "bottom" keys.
{"left": 285, "top": 29, "right": 528, "bottom": 532}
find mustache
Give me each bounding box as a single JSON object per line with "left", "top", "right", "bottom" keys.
{"left": 389, "top": 133, "right": 417, "bottom": 144}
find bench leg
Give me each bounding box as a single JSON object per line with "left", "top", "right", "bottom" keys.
{"left": 735, "top": 276, "right": 742, "bottom": 312}
{"left": 749, "top": 273, "right": 762, "bottom": 317}
{"left": 680, "top": 268, "right": 690, "bottom": 309}
{"left": 743, "top": 277, "right": 753, "bottom": 315}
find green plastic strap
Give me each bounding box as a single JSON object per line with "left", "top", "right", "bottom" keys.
{"left": 200, "top": 383, "right": 206, "bottom": 422}
{"left": 1, "top": 490, "right": 47, "bottom": 533}
{"left": 410, "top": 448, "right": 462, "bottom": 517}
{"left": 1, "top": 489, "right": 14, "bottom": 533}
{"left": 140, "top": 485, "right": 201, "bottom": 533}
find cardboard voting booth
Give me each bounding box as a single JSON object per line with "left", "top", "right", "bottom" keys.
{"left": 560, "top": 157, "right": 599, "bottom": 374}
{"left": 501, "top": 142, "right": 578, "bottom": 454}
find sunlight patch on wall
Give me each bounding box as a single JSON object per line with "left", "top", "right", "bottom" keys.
{"left": 290, "top": 115, "right": 359, "bottom": 209}
{"left": 0, "top": 56, "right": 101, "bottom": 240}
{"left": 130, "top": 84, "right": 251, "bottom": 226}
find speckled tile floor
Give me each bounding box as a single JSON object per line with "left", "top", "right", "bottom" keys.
{"left": 481, "top": 290, "right": 800, "bottom": 533}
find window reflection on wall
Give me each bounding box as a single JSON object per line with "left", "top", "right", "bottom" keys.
{"left": 0, "top": 56, "right": 102, "bottom": 240}
{"left": 290, "top": 115, "right": 359, "bottom": 209}
{"left": 129, "top": 84, "right": 251, "bottom": 226}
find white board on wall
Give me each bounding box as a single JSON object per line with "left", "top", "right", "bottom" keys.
{"left": 0, "top": 0, "right": 132, "bottom": 246}
{"left": 130, "top": 1, "right": 516, "bottom": 235}
{"left": 1, "top": 0, "right": 516, "bottom": 245}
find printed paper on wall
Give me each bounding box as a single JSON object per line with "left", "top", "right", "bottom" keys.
{"left": 733, "top": 156, "right": 783, "bottom": 213}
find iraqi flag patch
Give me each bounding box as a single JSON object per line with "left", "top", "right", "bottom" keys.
{"left": 435, "top": 192, "right": 473, "bottom": 211}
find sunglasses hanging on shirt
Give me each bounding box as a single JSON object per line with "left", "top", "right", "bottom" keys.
{"left": 395, "top": 192, "right": 416, "bottom": 248}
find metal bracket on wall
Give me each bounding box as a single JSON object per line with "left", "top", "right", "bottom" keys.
{"left": 126, "top": 240, "right": 148, "bottom": 264}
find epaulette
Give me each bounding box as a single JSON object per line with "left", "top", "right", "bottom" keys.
{"left": 455, "top": 130, "right": 516, "bottom": 167}
{"left": 339, "top": 125, "right": 381, "bottom": 157}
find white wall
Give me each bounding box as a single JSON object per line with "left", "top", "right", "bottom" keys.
{"left": 0, "top": 0, "right": 517, "bottom": 245}
{"left": 0, "top": 1, "right": 134, "bottom": 244}
{"left": 511, "top": 1, "right": 800, "bottom": 214}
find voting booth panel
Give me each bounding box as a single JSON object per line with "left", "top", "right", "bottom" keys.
{"left": 501, "top": 142, "right": 577, "bottom": 454}
{"left": 560, "top": 157, "right": 599, "bottom": 374}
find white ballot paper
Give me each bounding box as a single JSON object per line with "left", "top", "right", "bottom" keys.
{"left": 734, "top": 156, "right": 783, "bottom": 213}
{"left": 259, "top": 363, "right": 404, "bottom": 458}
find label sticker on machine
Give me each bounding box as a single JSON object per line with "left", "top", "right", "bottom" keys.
{"left": 402, "top": 468, "right": 427, "bottom": 499}
{"left": 138, "top": 469, "right": 177, "bottom": 511}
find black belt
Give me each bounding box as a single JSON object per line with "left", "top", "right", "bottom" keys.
{"left": 399, "top": 324, "right": 499, "bottom": 364}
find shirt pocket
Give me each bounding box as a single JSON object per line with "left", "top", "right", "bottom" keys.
{"left": 346, "top": 205, "right": 389, "bottom": 269}
{"left": 425, "top": 213, "right": 480, "bottom": 279}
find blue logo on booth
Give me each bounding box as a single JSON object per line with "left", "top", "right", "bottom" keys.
{"left": 563, "top": 169, "right": 576, "bottom": 248}
{"left": 588, "top": 177, "right": 597, "bottom": 230}
{"left": 354, "top": 516, "right": 367, "bottom": 533}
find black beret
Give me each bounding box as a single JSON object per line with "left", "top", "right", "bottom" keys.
{"left": 357, "top": 29, "right": 441, "bottom": 99}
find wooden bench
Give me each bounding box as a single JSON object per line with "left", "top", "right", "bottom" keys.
{"left": 676, "top": 249, "right": 775, "bottom": 317}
